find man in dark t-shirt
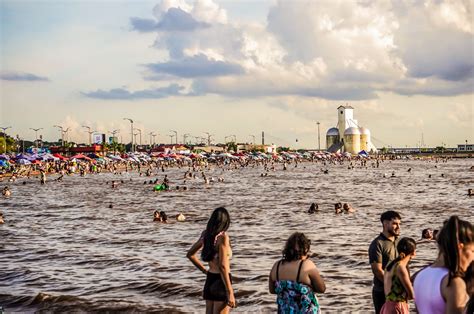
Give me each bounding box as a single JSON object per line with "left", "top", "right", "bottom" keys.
{"left": 368, "top": 210, "right": 401, "bottom": 314}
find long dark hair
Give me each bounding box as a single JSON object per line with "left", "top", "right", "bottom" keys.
{"left": 437, "top": 216, "right": 474, "bottom": 285}
{"left": 282, "top": 232, "right": 311, "bottom": 262}
{"left": 201, "top": 207, "right": 230, "bottom": 262}
{"left": 386, "top": 237, "right": 416, "bottom": 272}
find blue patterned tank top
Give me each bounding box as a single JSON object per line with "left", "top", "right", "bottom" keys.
{"left": 275, "top": 260, "right": 320, "bottom": 314}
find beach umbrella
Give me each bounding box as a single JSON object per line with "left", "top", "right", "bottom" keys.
{"left": 16, "top": 159, "right": 31, "bottom": 165}
{"left": 0, "top": 154, "right": 9, "bottom": 160}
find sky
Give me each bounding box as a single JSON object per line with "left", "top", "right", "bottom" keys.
{"left": 0, "top": 0, "right": 473, "bottom": 149}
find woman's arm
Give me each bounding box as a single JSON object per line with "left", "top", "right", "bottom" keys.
{"left": 443, "top": 277, "right": 468, "bottom": 314}
{"left": 396, "top": 264, "right": 414, "bottom": 300}
{"left": 268, "top": 262, "right": 277, "bottom": 294}
{"left": 218, "top": 234, "right": 235, "bottom": 308}
{"left": 186, "top": 237, "right": 207, "bottom": 275}
{"left": 308, "top": 261, "right": 326, "bottom": 293}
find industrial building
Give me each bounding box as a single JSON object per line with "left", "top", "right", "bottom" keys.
{"left": 326, "top": 105, "right": 377, "bottom": 154}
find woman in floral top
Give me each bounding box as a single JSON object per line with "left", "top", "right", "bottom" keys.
{"left": 269, "top": 232, "right": 326, "bottom": 313}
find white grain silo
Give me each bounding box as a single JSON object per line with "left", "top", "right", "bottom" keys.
{"left": 344, "top": 127, "right": 361, "bottom": 154}
{"left": 359, "top": 127, "right": 371, "bottom": 151}
{"left": 326, "top": 127, "right": 340, "bottom": 150}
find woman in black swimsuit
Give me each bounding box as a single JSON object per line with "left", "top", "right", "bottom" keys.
{"left": 187, "top": 207, "right": 235, "bottom": 313}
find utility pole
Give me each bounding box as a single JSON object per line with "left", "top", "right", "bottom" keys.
{"left": 123, "top": 118, "right": 134, "bottom": 152}
{"left": 82, "top": 125, "right": 96, "bottom": 145}
{"left": 317, "top": 122, "right": 321, "bottom": 151}
{"left": 29, "top": 127, "right": 43, "bottom": 148}
{"left": 0, "top": 126, "right": 12, "bottom": 153}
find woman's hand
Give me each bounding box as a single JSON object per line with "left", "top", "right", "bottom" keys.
{"left": 227, "top": 290, "right": 236, "bottom": 308}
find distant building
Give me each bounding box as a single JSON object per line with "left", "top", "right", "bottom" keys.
{"left": 237, "top": 144, "right": 276, "bottom": 153}
{"left": 326, "top": 105, "right": 377, "bottom": 154}
{"left": 457, "top": 144, "right": 473, "bottom": 152}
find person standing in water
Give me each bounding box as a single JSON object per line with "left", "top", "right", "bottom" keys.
{"left": 268, "top": 232, "right": 326, "bottom": 313}
{"left": 381, "top": 237, "right": 417, "bottom": 314}
{"left": 187, "top": 207, "right": 235, "bottom": 313}
{"left": 368, "top": 210, "right": 402, "bottom": 314}
{"left": 413, "top": 216, "right": 473, "bottom": 314}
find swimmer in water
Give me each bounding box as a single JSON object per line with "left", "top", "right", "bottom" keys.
{"left": 308, "top": 203, "right": 319, "bottom": 214}
{"left": 2, "top": 186, "right": 11, "bottom": 197}
{"left": 468, "top": 189, "right": 473, "bottom": 196}
{"left": 335, "top": 202, "right": 343, "bottom": 214}
{"left": 343, "top": 203, "right": 355, "bottom": 213}
{"left": 421, "top": 228, "right": 434, "bottom": 240}
{"left": 0, "top": 212, "right": 4, "bottom": 224}
{"left": 176, "top": 213, "right": 186, "bottom": 222}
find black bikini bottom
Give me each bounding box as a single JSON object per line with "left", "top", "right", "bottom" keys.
{"left": 203, "top": 272, "right": 232, "bottom": 301}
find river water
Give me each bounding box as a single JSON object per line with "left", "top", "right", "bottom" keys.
{"left": 0, "top": 158, "right": 473, "bottom": 313}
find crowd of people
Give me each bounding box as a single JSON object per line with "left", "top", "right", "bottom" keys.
{"left": 1, "top": 154, "right": 472, "bottom": 313}
{"left": 187, "top": 208, "right": 472, "bottom": 314}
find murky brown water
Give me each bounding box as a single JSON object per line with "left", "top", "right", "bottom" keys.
{"left": 1, "top": 158, "right": 473, "bottom": 313}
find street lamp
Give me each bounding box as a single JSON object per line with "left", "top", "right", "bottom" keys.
{"left": 249, "top": 134, "right": 256, "bottom": 144}
{"left": 82, "top": 125, "right": 96, "bottom": 146}
{"left": 183, "top": 133, "right": 190, "bottom": 145}
{"left": 123, "top": 118, "right": 134, "bottom": 152}
{"left": 204, "top": 132, "right": 213, "bottom": 146}
{"left": 148, "top": 132, "right": 155, "bottom": 148}
{"left": 170, "top": 130, "right": 178, "bottom": 144}
{"left": 134, "top": 128, "right": 142, "bottom": 146}
{"left": 53, "top": 125, "right": 69, "bottom": 147}
{"left": 0, "top": 126, "right": 11, "bottom": 153}
{"left": 316, "top": 122, "right": 321, "bottom": 151}
{"left": 29, "top": 127, "right": 43, "bottom": 148}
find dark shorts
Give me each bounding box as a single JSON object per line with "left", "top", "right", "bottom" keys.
{"left": 203, "top": 272, "right": 232, "bottom": 301}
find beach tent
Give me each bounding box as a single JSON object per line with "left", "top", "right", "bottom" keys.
{"left": 358, "top": 150, "right": 369, "bottom": 157}
{"left": 70, "top": 154, "right": 92, "bottom": 161}
{"left": 0, "top": 160, "right": 9, "bottom": 167}
{"left": 53, "top": 153, "right": 68, "bottom": 160}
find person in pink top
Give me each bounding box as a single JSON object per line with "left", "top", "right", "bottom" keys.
{"left": 413, "top": 216, "right": 473, "bottom": 314}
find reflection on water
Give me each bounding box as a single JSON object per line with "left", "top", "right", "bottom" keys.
{"left": 0, "top": 159, "right": 473, "bottom": 312}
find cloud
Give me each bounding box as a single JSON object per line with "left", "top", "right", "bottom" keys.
{"left": 131, "top": 8, "right": 210, "bottom": 33}
{"left": 145, "top": 54, "right": 244, "bottom": 78}
{"left": 1, "top": 71, "right": 49, "bottom": 81}
{"left": 393, "top": 0, "right": 474, "bottom": 82}
{"left": 130, "top": 17, "right": 158, "bottom": 32}
{"left": 118, "top": 0, "right": 474, "bottom": 101}
{"left": 82, "top": 83, "right": 186, "bottom": 100}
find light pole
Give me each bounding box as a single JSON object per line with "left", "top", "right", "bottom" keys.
{"left": 169, "top": 134, "right": 174, "bottom": 144}
{"left": 53, "top": 125, "right": 69, "bottom": 147}
{"left": 0, "top": 126, "right": 12, "bottom": 153}
{"left": 249, "top": 134, "right": 256, "bottom": 144}
{"left": 170, "top": 130, "right": 178, "bottom": 144}
{"left": 123, "top": 118, "right": 134, "bottom": 152}
{"left": 134, "top": 128, "right": 142, "bottom": 146}
{"left": 204, "top": 132, "right": 213, "bottom": 146}
{"left": 133, "top": 132, "right": 139, "bottom": 148}
{"left": 183, "top": 133, "right": 190, "bottom": 145}
{"left": 148, "top": 132, "right": 155, "bottom": 148}
{"left": 82, "top": 125, "right": 96, "bottom": 145}
{"left": 29, "top": 127, "right": 43, "bottom": 148}
{"left": 108, "top": 129, "right": 120, "bottom": 154}
{"left": 317, "top": 121, "right": 321, "bottom": 151}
